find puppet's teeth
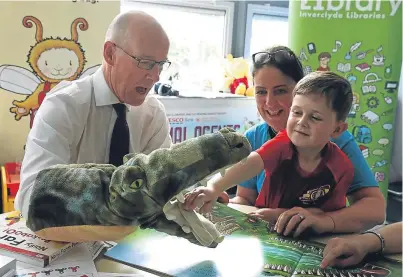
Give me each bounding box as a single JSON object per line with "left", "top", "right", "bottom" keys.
{"left": 166, "top": 214, "right": 176, "bottom": 220}
{"left": 176, "top": 192, "right": 185, "bottom": 203}
{"left": 200, "top": 178, "right": 208, "bottom": 187}
{"left": 182, "top": 226, "right": 191, "bottom": 233}
{"left": 220, "top": 169, "right": 225, "bottom": 177}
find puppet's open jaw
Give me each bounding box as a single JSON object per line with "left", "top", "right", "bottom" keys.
{"left": 26, "top": 127, "right": 251, "bottom": 247}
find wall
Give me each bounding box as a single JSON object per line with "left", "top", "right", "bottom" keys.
{"left": 0, "top": 1, "right": 120, "bottom": 165}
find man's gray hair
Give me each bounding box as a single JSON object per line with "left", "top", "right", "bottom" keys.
{"left": 105, "top": 12, "right": 132, "bottom": 45}
{"left": 105, "top": 16, "right": 129, "bottom": 43}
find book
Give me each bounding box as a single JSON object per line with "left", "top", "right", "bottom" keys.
{"left": 104, "top": 203, "right": 402, "bottom": 277}
{"left": 84, "top": 240, "right": 111, "bottom": 260}
{"left": 15, "top": 243, "right": 100, "bottom": 277}
{"left": 0, "top": 211, "right": 22, "bottom": 228}
{"left": 15, "top": 260, "right": 98, "bottom": 277}
{"left": 337, "top": 62, "right": 351, "bottom": 73}
{"left": 0, "top": 211, "right": 79, "bottom": 267}
{"left": 355, "top": 63, "right": 371, "bottom": 72}
{"left": 0, "top": 253, "right": 16, "bottom": 276}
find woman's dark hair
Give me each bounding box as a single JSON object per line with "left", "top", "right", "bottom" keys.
{"left": 251, "top": 45, "right": 305, "bottom": 83}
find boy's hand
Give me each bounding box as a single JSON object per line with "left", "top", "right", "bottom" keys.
{"left": 248, "top": 208, "right": 286, "bottom": 223}
{"left": 183, "top": 187, "right": 221, "bottom": 213}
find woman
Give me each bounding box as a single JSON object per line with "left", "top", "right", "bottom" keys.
{"left": 321, "top": 222, "right": 402, "bottom": 268}
{"left": 222, "top": 46, "right": 385, "bottom": 237}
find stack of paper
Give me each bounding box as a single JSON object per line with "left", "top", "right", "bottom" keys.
{"left": 0, "top": 253, "right": 16, "bottom": 276}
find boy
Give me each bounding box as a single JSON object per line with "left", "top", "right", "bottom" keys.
{"left": 184, "top": 71, "right": 354, "bottom": 221}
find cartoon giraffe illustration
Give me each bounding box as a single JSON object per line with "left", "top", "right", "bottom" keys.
{"left": 0, "top": 15, "right": 100, "bottom": 128}
{"left": 69, "top": 266, "right": 80, "bottom": 272}
{"left": 42, "top": 269, "right": 53, "bottom": 275}
{"left": 55, "top": 267, "right": 68, "bottom": 274}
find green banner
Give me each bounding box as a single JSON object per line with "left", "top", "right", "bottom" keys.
{"left": 288, "top": 0, "right": 402, "bottom": 199}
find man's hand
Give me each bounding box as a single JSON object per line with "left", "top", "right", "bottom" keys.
{"left": 183, "top": 187, "right": 221, "bottom": 213}
{"left": 275, "top": 207, "right": 334, "bottom": 238}
{"left": 248, "top": 208, "right": 286, "bottom": 223}
{"left": 320, "top": 236, "right": 370, "bottom": 268}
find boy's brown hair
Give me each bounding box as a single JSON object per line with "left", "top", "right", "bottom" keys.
{"left": 293, "top": 71, "right": 353, "bottom": 121}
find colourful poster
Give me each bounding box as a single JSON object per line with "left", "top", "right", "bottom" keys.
{"left": 288, "top": 0, "right": 402, "bottom": 198}
{"left": 0, "top": 1, "right": 119, "bottom": 164}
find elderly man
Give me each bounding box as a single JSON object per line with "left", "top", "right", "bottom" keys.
{"left": 15, "top": 10, "right": 172, "bottom": 241}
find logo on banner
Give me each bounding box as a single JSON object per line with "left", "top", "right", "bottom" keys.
{"left": 169, "top": 117, "right": 185, "bottom": 124}
{"left": 300, "top": 0, "right": 401, "bottom": 20}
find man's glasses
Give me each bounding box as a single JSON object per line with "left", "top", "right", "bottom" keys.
{"left": 114, "top": 43, "right": 171, "bottom": 72}
{"left": 252, "top": 49, "right": 297, "bottom": 64}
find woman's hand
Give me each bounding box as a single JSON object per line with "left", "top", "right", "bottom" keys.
{"left": 248, "top": 208, "right": 286, "bottom": 223}
{"left": 217, "top": 191, "right": 230, "bottom": 204}
{"left": 320, "top": 235, "right": 372, "bottom": 268}
{"left": 275, "top": 207, "right": 334, "bottom": 237}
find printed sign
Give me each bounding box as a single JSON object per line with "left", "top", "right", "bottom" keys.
{"left": 166, "top": 107, "right": 261, "bottom": 144}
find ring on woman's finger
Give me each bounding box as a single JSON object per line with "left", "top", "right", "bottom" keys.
{"left": 297, "top": 214, "right": 305, "bottom": 221}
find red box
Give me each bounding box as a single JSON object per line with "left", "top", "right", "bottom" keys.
{"left": 4, "top": 162, "right": 21, "bottom": 197}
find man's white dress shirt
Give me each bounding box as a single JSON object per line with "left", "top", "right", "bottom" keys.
{"left": 15, "top": 68, "right": 172, "bottom": 218}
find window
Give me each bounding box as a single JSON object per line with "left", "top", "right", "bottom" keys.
{"left": 121, "top": 0, "right": 234, "bottom": 92}
{"left": 244, "top": 4, "right": 289, "bottom": 58}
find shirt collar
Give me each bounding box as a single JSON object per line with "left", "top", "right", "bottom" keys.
{"left": 92, "top": 67, "right": 120, "bottom": 106}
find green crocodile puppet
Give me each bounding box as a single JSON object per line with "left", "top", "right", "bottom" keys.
{"left": 26, "top": 127, "right": 251, "bottom": 247}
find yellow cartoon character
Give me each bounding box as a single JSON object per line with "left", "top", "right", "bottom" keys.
{"left": 0, "top": 16, "right": 100, "bottom": 128}
{"left": 219, "top": 54, "right": 254, "bottom": 97}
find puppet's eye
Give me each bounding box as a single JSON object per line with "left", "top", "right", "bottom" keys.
{"left": 130, "top": 179, "right": 144, "bottom": 189}
{"left": 110, "top": 192, "right": 117, "bottom": 202}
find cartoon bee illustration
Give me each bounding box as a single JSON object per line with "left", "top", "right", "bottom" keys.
{"left": 0, "top": 15, "right": 100, "bottom": 128}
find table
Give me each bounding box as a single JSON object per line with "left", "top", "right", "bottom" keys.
{"left": 94, "top": 203, "right": 402, "bottom": 275}
{"left": 94, "top": 204, "right": 258, "bottom": 275}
